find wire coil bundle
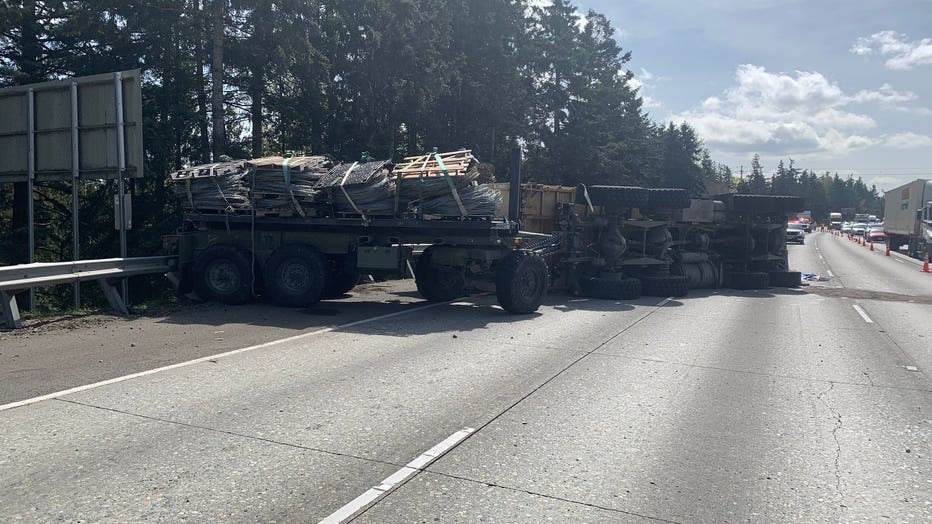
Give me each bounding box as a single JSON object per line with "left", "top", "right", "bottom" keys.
{"left": 246, "top": 156, "right": 333, "bottom": 215}
{"left": 169, "top": 149, "right": 503, "bottom": 219}
{"left": 393, "top": 150, "right": 480, "bottom": 208}
{"left": 419, "top": 183, "right": 503, "bottom": 217}
{"left": 316, "top": 159, "right": 396, "bottom": 215}
{"left": 170, "top": 160, "right": 252, "bottom": 213}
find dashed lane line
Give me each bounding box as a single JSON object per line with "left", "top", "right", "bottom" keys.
{"left": 319, "top": 428, "right": 475, "bottom": 523}
{"left": 852, "top": 304, "right": 874, "bottom": 324}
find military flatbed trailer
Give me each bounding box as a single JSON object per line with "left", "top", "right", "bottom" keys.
{"left": 164, "top": 212, "right": 550, "bottom": 314}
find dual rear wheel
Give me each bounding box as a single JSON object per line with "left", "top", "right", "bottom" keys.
{"left": 193, "top": 244, "right": 355, "bottom": 307}
{"left": 415, "top": 247, "right": 548, "bottom": 314}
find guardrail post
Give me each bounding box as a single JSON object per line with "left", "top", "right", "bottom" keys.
{"left": 97, "top": 278, "right": 129, "bottom": 316}
{"left": 1, "top": 291, "right": 22, "bottom": 329}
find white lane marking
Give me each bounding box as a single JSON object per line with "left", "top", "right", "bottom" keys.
{"left": 0, "top": 299, "right": 458, "bottom": 413}
{"left": 320, "top": 428, "right": 475, "bottom": 523}
{"left": 656, "top": 297, "right": 673, "bottom": 306}
{"left": 827, "top": 269, "right": 834, "bottom": 277}
{"left": 852, "top": 304, "right": 874, "bottom": 324}
{"left": 818, "top": 254, "right": 824, "bottom": 261}
{"left": 894, "top": 258, "right": 903, "bottom": 263}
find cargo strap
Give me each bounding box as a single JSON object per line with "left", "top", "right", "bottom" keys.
{"left": 281, "top": 157, "right": 291, "bottom": 184}
{"left": 280, "top": 157, "right": 306, "bottom": 217}
{"left": 212, "top": 176, "right": 234, "bottom": 214}
{"left": 435, "top": 153, "right": 467, "bottom": 217}
{"left": 185, "top": 179, "right": 196, "bottom": 211}
{"left": 580, "top": 183, "right": 594, "bottom": 212}
{"left": 339, "top": 162, "right": 368, "bottom": 223}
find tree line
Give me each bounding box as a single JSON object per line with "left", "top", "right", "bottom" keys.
{"left": 736, "top": 154, "right": 883, "bottom": 220}
{"left": 0, "top": 0, "right": 880, "bottom": 310}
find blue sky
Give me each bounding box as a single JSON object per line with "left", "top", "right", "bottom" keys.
{"left": 570, "top": 0, "right": 932, "bottom": 193}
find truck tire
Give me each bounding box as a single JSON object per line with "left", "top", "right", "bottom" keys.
{"left": 415, "top": 246, "right": 465, "bottom": 302}
{"left": 192, "top": 244, "right": 256, "bottom": 305}
{"left": 578, "top": 276, "right": 641, "bottom": 300}
{"left": 769, "top": 270, "right": 801, "bottom": 288}
{"left": 638, "top": 275, "right": 689, "bottom": 297}
{"left": 645, "top": 188, "right": 691, "bottom": 210}
{"left": 576, "top": 185, "right": 649, "bottom": 208}
{"left": 724, "top": 271, "right": 770, "bottom": 290}
{"left": 496, "top": 251, "right": 548, "bottom": 314}
{"left": 264, "top": 244, "right": 328, "bottom": 307}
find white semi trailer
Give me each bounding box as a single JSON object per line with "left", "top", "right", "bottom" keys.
{"left": 883, "top": 179, "right": 932, "bottom": 259}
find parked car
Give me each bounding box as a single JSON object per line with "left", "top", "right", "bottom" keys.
{"left": 786, "top": 222, "right": 806, "bottom": 244}
{"left": 867, "top": 227, "right": 886, "bottom": 243}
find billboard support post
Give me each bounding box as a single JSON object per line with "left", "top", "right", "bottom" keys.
{"left": 27, "top": 89, "right": 35, "bottom": 309}
{"left": 115, "top": 71, "right": 128, "bottom": 304}
{"left": 70, "top": 81, "right": 81, "bottom": 310}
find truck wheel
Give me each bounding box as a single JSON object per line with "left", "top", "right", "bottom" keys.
{"left": 724, "top": 271, "right": 770, "bottom": 290}
{"left": 769, "top": 271, "right": 801, "bottom": 288}
{"left": 415, "top": 246, "right": 465, "bottom": 302}
{"left": 264, "top": 245, "right": 327, "bottom": 307}
{"left": 496, "top": 251, "right": 548, "bottom": 314}
{"left": 578, "top": 276, "right": 641, "bottom": 300}
{"left": 192, "top": 244, "right": 256, "bottom": 305}
{"left": 576, "top": 185, "right": 649, "bottom": 208}
{"left": 638, "top": 275, "right": 689, "bottom": 297}
{"left": 645, "top": 188, "right": 691, "bottom": 210}
{"left": 321, "top": 269, "right": 358, "bottom": 299}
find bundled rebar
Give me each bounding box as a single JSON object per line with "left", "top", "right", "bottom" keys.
{"left": 420, "top": 184, "right": 503, "bottom": 217}
{"left": 246, "top": 156, "right": 333, "bottom": 215}
{"left": 316, "top": 160, "right": 396, "bottom": 215}
{"left": 170, "top": 160, "right": 252, "bottom": 213}
{"left": 393, "top": 150, "right": 480, "bottom": 206}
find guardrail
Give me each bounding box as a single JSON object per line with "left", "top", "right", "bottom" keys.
{"left": 1, "top": 256, "right": 174, "bottom": 329}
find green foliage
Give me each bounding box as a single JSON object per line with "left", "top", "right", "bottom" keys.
{"left": 735, "top": 155, "right": 882, "bottom": 219}
{"left": 1, "top": 0, "right": 730, "bottom": 312}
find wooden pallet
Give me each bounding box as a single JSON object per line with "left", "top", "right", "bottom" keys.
{"left": 393, "top": 149, "right": 475, "bottom": 179}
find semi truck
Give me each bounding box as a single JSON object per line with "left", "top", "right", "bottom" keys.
{"left": 883, "top": 179, "right": 932, "bottom": 259}
{"left": 829, "top": 212, "right": 843, "bottom": 230}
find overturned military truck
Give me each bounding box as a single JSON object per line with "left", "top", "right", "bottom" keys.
{"left": 509, "top": 184, "right": 805, "bottom": 301}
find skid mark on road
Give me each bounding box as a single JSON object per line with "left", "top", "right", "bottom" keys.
{"left": 803, "top": 287, "right": 932, "bottom": 305}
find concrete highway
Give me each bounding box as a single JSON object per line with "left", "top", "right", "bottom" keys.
{"left": 1, "top": 232, "right": 930, "bottom": 522}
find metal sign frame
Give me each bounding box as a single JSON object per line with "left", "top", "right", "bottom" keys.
{"left": 0, "top": 70, "right": 144, "bottom": 307}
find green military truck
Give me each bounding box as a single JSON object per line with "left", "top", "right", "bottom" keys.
{"left": 164, "top": 213, "right": 549, "bottom": 314}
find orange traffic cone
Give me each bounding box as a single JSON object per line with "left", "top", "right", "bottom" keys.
{"left": 923, "top": 252, "right": 930, "bottom": 273}
{"left": 885, "top": 244, "right": 890, "bottom": 256}
{"left": 870, "top": 241, "right": 874, "bottom": 251}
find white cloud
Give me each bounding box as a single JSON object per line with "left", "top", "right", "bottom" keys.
{"left": 850, "top": 31, "right": 932, "bottom": 70}
{"left": 885, "top": 132, "right": 932, "bottom": 149}
{"left": 673, "top": 64, "right": 920, "bottom": 159}
{"left": 849, "top": 84, "right": 915, "bottom": 105}
{"left": 629, "top": 67, "right": 662, "bottom": 109}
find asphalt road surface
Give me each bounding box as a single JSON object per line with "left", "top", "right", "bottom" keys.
{"left": 2, "top": 233, "right": 930, "bottom": 522}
